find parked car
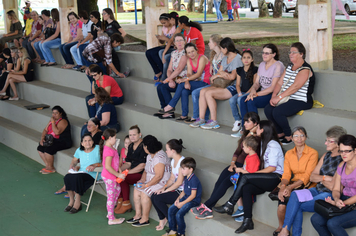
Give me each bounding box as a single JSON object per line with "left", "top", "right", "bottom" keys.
{"left": 335, "top": 0, "right": 356, "bottom": 15}
{"left": 249, "top": 0, "right": 296, "bottom": 12}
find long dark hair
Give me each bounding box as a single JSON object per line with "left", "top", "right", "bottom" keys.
{"left": 52, "top": 105, "right": 67, "bottom": 119}
{"left": 242, "top": 50, "right": 256, "bottom": 84}
{"left": 99, "top": 128, "right": 116, "bottom": 160}
{"left": 179, "top": 16, "right": 202, "bottom": 32}
{"left": 102, "top": 8, "right": 118, "bottom": 30}
{"left": 236, "top": 112, "right": 260, "bottom": 154}
{"left": 80, "top": 133, "right": 95, "bottom": 150}
{"left": 259, "top": 120, "right": 280, "bottom": 169}
{"left": 95, "top": 87, "right": 113, "bottom": 105}
{"left": 169, "top": 11, "right": 179, "bottom": 27}
{"left": 263, "top": 43, "right": 279, "bottom": 61}
{"left": 51, "top": 8, "right": 60, "bottom": 23}
{"left": 220, "top": 37, "right": 241, "bottom": 55}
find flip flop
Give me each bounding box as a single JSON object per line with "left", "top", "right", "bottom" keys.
{"left": 42, "top": 169, "right": 56, "bottom": 174}
{"left": 159, "top": 113, "right": 175, "bottom": 119}
{"left": 64, "top": 195, "right": 69, "bottom": 199}
{"left": 54, "top": 190, "right": 68, "bottom": 195}
{"left": 176, "top": 116, "right": 188, "bottom": 121}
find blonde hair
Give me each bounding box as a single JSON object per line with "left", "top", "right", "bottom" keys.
{"left": 7, "top": 10, "right": 18, "bottom": 21}
{"left": 10, "top": 47, "right": 19, "bottom": 68}
{"left": 209, "top": 34, "right": 223, "bottom": 61}
{"left": 18, "top": 47, "right": 30, "bottom": 68}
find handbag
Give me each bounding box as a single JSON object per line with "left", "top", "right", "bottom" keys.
{"left": 269, "top": 181, "right": 309, "bottom": 201}
{"left": 314, "top": 163, "right": 356, "bottom": 219}
{"left": 211, "top": 77, "right": 233, "bottom": 88}
{"left": 276, "top": 66, "right": 310, "bottom": 106}
{"left": 43, "top": 134, "right": 54, "bottom": 147}
{"left": 44, "top": 27, "right": 56, "bottom": 39}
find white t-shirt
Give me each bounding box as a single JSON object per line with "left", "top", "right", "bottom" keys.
{"left": 171, "top": 156, "right": 185, "bottom": 191}
{"left": 82, "top": 20, "right": 93, "bottom": 41}
{"left": 261, "top": 140, "right": 284, "bottom": 175}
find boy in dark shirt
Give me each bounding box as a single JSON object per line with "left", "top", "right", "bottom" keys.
{"left": 165, "top": 157, "right": 202, "bottom": 236}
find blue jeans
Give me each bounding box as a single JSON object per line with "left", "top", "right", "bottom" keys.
{"left": 81, "top": 123, "right": 120, "bottom": 137}
{"left": 40, "top": 38, "right": 61, "bottom": 63}
{"left": 168, "top": 81, "right": 208, "bottom": 117}
{"left": 283, "top": 188, "right": 332, "bottom": 236}
{"left": 191, "top": 85, "right": 210, "bottom": 120}
{"left": 158, "top": 47, "right": 174, "bottom": 81}
{"left": 145, "top": 46, "right": 165, "bottom": 75}
{"left": 239, "top": 93, "right": 271, "bottom": 126}
{"left": 70, "top": 42, "right": 88, "bottom": 65}
{"left": 168, "top": 201, "right": 199, "bottom": 234}
{"left": 311, "top": 198, "right": 356, "bottom": 236}
{"left": 214, "top": 0, "right": 223, "bottom": 20}
{"left": 229, "top": 92, "right": 246, "bottom": 121}
{"left": 59, "top": 41, "right": 78, "bottom": 64}
{"left": 34, "top": 41, "right": 45, "bottom": 60}
{"left": 82, "top": 57, "right": 107, "bottom": 85}
{"left": 85, "top": 94, "right": 124, "bottom": 118}
{"left": 156, "top": 83, "right": 176, "bottom": 109}
{"left": 79, "top": 43, "right": 89, "bottom": 67}
{"left": 228, "top": 9, "right": 233, "bottom": 19}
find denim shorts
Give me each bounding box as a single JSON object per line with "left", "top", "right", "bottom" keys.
{"left": 226, "top": 85, "right": 237, "bottom": 96}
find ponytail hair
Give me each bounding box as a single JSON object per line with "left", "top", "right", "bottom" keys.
{"left": 241, "top": 50, "right": 256, "bottom": 84}
{"left": 167, "top": 139, "right": 185, "bottom": 154}
{"left": 99, "top": 128, "right": 116, "bottom": 160}
{"left": 179, "top": 16, "right": 202, "bottom": 32}
{"left": 169, "top": 11, "right": 179, "bottom": 27}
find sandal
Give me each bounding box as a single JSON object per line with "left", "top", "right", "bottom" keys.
{"left": 163, "top": 108, "right": 175, "bottom": 114}
{"left": 184, "top": 118, "right": 196, "bottom": 124}
{"left": 42, "top": 169, "right": 56, "bottom": 174}
{"left": 1, "top": 96, "right": 9, "bottom": 100}
{"left": 158, "top": 113, "right": 175, "bottom": 119}
{"left": 176, "top": 116, "right": 188, "bottom": 121}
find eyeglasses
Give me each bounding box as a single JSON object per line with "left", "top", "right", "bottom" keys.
{"left": 293, "top": 135, "right": 305, "bottom": 138}
{"left": 288, "top": 51, "right": 300, "bottom": 55}
{"left": 90, "top": 15, "right": 94, "bottom": 18}
{"left": 261, "top": 52, "right": 273, "bottom": 55}
{"left": 325, "top": 139, "right": 336, "bottom": 144}
{"left": 91, "top": 73, "right": 98, "bottom": 77}
{"left": 338, "top": 150, "right": 354, "bottom": 154}
{"left": 102, "top": 12, "right": 107, "bottom": 15}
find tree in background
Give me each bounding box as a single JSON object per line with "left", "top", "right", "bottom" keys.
{"left": 294, "top": 1, "right": 298, "bottom": 18}
{"left": 77, "top": 0, "right": 98, "bottom": 14}
{"left": 188, "top": 0, "right": 195, "bottom": 12}
{"left": 198, "top": 0, "right": 205, "bottom": 13}
{"left": 208, "top": 0, "right": 214, "bottom": 13}
{"left": 220, "top": 0, "right": 227, "bottom": 14}
{"left": 273, "top": 0, "right": 283, "bottom": 18}
{"left": 142, "top": 0, "right": 145, "bottom": 23}
{"left": 258, "top": 0, "right": 269, "bottom": 17}
{"left": 174, "top": 0, "right": 182, "bottom": 11}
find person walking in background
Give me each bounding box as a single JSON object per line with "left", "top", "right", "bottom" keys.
{"left": 232, "top": 0, "right": 241, "bottom": 22}
{"left": 226, "top": 0, "right": 234, "bottom": 21}
{"left": 214, "top": 0, "right": 223, "bottom": 21}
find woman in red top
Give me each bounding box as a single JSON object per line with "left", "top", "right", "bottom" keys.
{"left": 179, "top": 16, "right": 205, "bottom": 55}
{"left": 86, "top": 64, "right": 124, "bottom": 118}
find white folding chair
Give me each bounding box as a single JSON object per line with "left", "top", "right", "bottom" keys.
{"left": 81, "top": 167, "right": 106, "bottom": 212}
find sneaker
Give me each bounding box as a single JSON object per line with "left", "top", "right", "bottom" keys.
{"left": 232, "top": 120, "right": 242, "bottom": 132}
{"left": 189, "top": 118, "right": 205, "bottom": 128}
{"left": 281, "top": 138, "right": 292, "bottom": 145}
{"left": 201, "top": 120, "right": 220, "bottom": 130}
{"left": 190, "top": 203, "right": 206, "bottom": 216}
{"left": 231, "top": 132, "right": 243, "bottom": 138}
{"left": 195, "top": 208, "right": 213, "bottom": 219}
{"left": 232, "top": 208, "right": 244, "bottom": 217}
{"left": 235, "top": 216, "right": 244, "bottom": 222}
{"left": 72, "top": 65, "right": 82, "bottom": 70}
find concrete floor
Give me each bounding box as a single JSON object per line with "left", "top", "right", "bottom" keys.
{"left": 0, "top": 143, "right": 160, "bottom": 236}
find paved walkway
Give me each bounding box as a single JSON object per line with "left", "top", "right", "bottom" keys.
{"left": 125, "top": 17, "right": 356, "bottom": 42}
{"left": 0, "top": 143, "right": 159, "bottom": 236}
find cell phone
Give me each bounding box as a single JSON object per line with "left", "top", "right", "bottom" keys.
{"left": 94, "top": 25, "right": 100, "bottom": 30}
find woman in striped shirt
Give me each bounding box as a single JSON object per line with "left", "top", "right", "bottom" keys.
{"left": 264, "top": 42, "right": 315, "bottom": 145}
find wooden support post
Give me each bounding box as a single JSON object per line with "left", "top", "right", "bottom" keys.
{"left": 144, "top": 0, "right": 169, "bottom": 49}
{"left": 298, "top": 0, "right": 333, "bottom": 70}
{"left": 2, "top": 0, "right": 19, "bottom": 33}
{"left": 58, "top": 0, "right": 78, "bottom": 43}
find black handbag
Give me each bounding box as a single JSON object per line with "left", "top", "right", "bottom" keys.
{"left": 44, "top": 27, "right": 56, "bottom": 39}
{"left": 314, "top": 163, "right": 356, "bottom": 219}
{"left": 43, "top": 134, "right": 54, "bottom": 147}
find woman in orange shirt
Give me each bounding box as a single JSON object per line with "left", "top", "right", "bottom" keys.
{"left": 273, "top": 126, "right": 318, "bottom": 236}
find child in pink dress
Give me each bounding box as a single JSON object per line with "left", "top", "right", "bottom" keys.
{"left": 100, "top": 129, "right": 125, "bottom": 225}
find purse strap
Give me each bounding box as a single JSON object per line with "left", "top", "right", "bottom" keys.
{"left": 278, "top": 66, "right": 310, "bottom": 94}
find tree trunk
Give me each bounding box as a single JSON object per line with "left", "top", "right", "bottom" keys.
{"left": 142, "top": 0, "right": 145, "bottom": 24}
{"left": 293, "top": 0, "right": 298, "bottom": 18}
{"left": 208, "top": 0, "right": 214, "bottom": 14}
{"left": 258, "top": 0, "right": 269, "bottom": 17}
{"left": 188, "top": 0, "right": 195, "bottom": 12}
{"left": 198, "top": 0, "right": 205, "bottom": 13}
{"left": 77, "top": 0, "right": 98, "bottom": 14}
{"left": 174, "top": 0, "right": 182, "bottom": 11}
{"left": 220, "top": 0, "right": 227, "bottom": 14}
{"left": 273, "top": 0, "right": 283, "bottom": 18}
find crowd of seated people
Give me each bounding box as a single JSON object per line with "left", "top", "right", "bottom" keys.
{"left": 1, "top": 7, "right": 355, "bottom": 236}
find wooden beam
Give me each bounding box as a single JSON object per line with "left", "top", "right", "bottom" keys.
{"left": 2, "top": 0, "right": 19, "bottom": 32}
{"left": 298, "top": 0, "right": 333, "bottom": 70}
{"left": 58, "top": 0, "right": 78, "bottom": 43}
